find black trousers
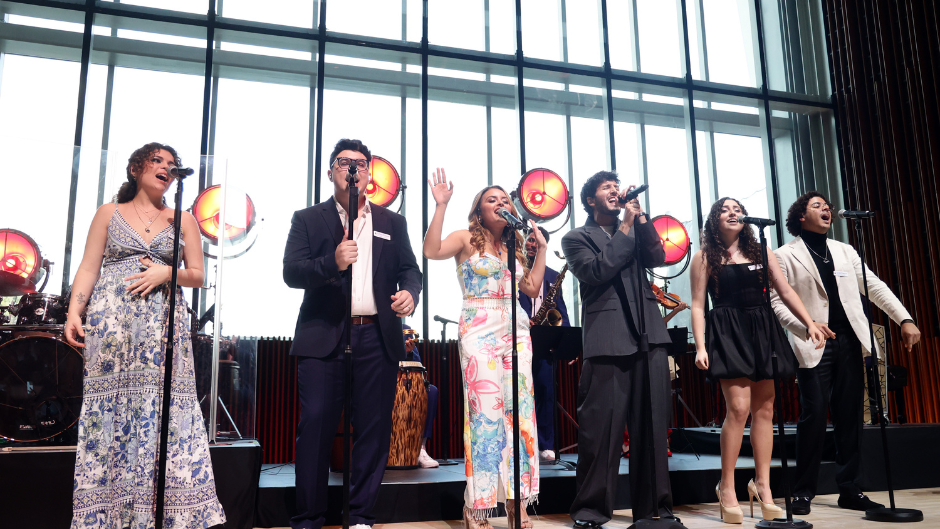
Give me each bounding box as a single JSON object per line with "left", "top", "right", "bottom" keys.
{"left": 794, "top": 329, "right": 864, "bottom": 498}
{"left": 532, "top": 355, "right": 555, "bottom": 451}
{"left": 291, "top": 323, "right": 399, "bottom": 529}
{"left": 570, "top": 347, "right": 674, "bottom": 523}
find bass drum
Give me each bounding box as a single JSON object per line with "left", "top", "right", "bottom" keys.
{"left": 0, "top": 329, "right": 84, "bottom": 441}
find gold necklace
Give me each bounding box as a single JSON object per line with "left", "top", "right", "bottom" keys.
{"left": 133, "top": 202, "right": 161, "bottom": 233}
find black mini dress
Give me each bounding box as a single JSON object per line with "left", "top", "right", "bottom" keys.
{"left": 705, "top": 263, "right": 798, "bottom": 380}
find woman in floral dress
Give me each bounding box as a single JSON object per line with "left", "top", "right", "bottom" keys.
{"left": 423, "top": 169, "right": 546, "bottom": 529}
{"left": 64, "top": 142, "right": 225, "bottom": 529}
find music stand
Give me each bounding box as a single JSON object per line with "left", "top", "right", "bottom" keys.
{"left": 530, "top": 325, "right": 581, "bottom": 471}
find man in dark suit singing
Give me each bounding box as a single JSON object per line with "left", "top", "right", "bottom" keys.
{"left": 283, "top": 138, "right": 422, "bottom": 529}
{"left": 519, "top": 226, "right": 570, "bottom": 461}
{"left": 561, "top": 171, "right": 679, "bottom": 528}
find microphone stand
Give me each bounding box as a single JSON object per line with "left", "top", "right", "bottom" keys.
{"left": 850, "top": 218, "right": 923, "bottom": 523}
{"left": 628, "top": 214, "right": 684, "bottom": 529}
{"left": 154, "top": 169, "right": 187, "bottom": 529}
{"left": 341, "top": 165, "right": 360, "bottom": 529}
{"left": 434, "top": 316, "right": 458, "bottom": 466}
{"left": 753, "top": 222, "right": 809, "bottom": 529}
{"left": 502, "top": 224, "right": 523, "bottom": 529}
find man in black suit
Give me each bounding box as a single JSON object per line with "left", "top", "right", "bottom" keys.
{"left": 283, "top": 138, "right": 422, "bottom": 529}
{"left": 519, "top": 226, "right": 570, "bottom": 461}
{"left": 561, "top": 171, "right": 679, "bottom": 528}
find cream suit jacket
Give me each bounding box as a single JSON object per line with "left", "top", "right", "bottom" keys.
{"left": 769, "top": 236, "right": 912, "bottom": 369}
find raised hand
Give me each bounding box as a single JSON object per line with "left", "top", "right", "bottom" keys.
{"left": 529, "top": 220, "right": 547, "bottom": 249}
{"left": 428, "top": 168, "right": 454, "bottom": 206}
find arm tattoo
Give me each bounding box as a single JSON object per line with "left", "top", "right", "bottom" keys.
{"left": 76, "top": 292, "right": 86, "bottom": 307}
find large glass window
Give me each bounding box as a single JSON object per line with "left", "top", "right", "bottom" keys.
{"left": 0, "top": 0, "right": 837, "bottom": 338}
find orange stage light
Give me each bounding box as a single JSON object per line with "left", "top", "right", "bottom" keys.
{"left": 516, "top": 168, "right": 568, "bottom": 220}
{"left": 191, "top": 185, "right": 257, "bottom": 245}
{"left": 0, "top": 229, "right": 41, "bottom": 294}
{"left": 651, "top": 215, "right": 691, "bottom": 266}
{"left": 365, "top": 155, "right": 400, "bottom": 208}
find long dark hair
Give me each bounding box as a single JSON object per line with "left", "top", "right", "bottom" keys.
{"left": 700, "top": 197, "right": 764, "bottom": 292}
{"left": 115, "top": 142, "right": 182, "bottom": 204}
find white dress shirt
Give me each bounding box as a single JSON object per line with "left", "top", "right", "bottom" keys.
{"left": 336, "top": 198, "right": 377, "bottom": 316}
{"left": 531, "top": 282, "right": 544, "bottom": 316}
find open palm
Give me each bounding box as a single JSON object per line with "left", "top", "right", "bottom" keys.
{"left": 428, "top": 168, "right": 453, "bottom": 206}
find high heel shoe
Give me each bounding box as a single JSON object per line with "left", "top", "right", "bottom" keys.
{"left": 747, "top": 479, "right": 783, "bottom": 520}
{"left": 463, "top": 507, "right": 493, "bottom": 529}
{"left": 505, "top": 500, "right": 533, "bottom": 529}
{"left": 715, "top": 481, "right": 743, "bottom": 524}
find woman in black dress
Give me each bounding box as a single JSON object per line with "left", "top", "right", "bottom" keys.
{"left": 690, "top": 198, "right": 826, "bottom": 523}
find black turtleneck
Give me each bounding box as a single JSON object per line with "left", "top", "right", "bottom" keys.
{"left": 801, "top": 230, "right": 851, "bottom": 331}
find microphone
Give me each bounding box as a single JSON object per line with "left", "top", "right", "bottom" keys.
{"left": 618, "top": 183, "right": 649, "bottom": 204}
{"left": 434, "top": 315, "right": 457, "bottom": 325}
{"left": 741, "top": 216, "right": 776, "bottom": 227}
{"left": 497, "top": 208, "right": 526, "bottom": 230}
{"left": 168, "top": 166, "right": 194, "bottom": 179}
{"left": 838, "top": 209, "right": 875, "bottom": 219}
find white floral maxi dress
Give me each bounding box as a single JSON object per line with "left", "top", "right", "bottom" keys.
{"left": 71, "top": 210, "right": 226, "bottom": 529}
{"left": 457, "top": 252, "right": 539, "bottom": 518}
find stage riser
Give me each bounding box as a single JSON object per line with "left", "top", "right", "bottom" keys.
{"left": 0, "top": 440, "right": 261, "bottom": 529}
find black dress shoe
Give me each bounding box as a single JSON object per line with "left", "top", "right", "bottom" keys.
{"left": 838, "top": 493, "right": 885, "bottom": 511}
{"left": 573, "top": 520, "right": 602, "bottom": 529}
{"left": 791, "top": 496, "right": 811, "bottom": 515}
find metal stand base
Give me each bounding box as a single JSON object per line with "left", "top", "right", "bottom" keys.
{"left": 755, "top": 519, "right": 813, "bottom": 529}
{"left": 865, "top": 507, "right": 924, "bottom": 523}
{"left": 628, "top": 517, "right": 686, "bottom": 529}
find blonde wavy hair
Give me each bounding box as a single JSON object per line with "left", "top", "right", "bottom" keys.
{"left": 467, "top": 185, "right": 530, "bottom": 283}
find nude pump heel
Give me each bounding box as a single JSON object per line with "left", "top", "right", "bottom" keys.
{"left": 747, "top": 479, "right": 783, "bottom": 520}
{"left": 716, "top": 481, "right": 743, "bottom": 524}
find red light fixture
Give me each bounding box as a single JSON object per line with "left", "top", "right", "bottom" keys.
{"left": 191, "top": 185, "right": 257, "bottom": 245}
{"left": 0, "top": 229, "right": 44, "bottom": 296}
{"left": 365, "top": 155, "right": 401, "bottom": 208}
{"left": 515, "top": 168, "right": 569, "bottom": 221}
{"left": 651, "top": 215, "right": 691, "bottom": 266}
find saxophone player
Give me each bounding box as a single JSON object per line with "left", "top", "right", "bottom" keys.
{"left": 520, "top": 226, "right": 570, "bottom": 461}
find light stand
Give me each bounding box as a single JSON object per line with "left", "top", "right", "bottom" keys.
{"left": 629, "top": 216, "right": 684, "bottom": 529}
{"left": 432, "top": 315, "right": 459, "bottom": 466}
{"left": 502, "top": 224, "right": 523, "bottom": 529}
{"left": 851, "top": 218, "right": 923, "bottom": 523}
{"left": 753, "top": 220, "right": 810, "bottom": 529}
{"left": 340, "top": 164, "right": 361, "bottom": 529}
{"left": 154, "top": 166, "right": 190, "bottom": 529}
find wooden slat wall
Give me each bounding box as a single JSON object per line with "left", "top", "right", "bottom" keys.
{"left": 823, "top": 0, "right": 940, "bottom": 422}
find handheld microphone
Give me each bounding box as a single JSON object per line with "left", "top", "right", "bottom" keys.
{"left": 618, "top": 184, "right": 649, "bottom": 204}
{"left": 741, "top": 216, "right": 776, "bottom": 227}
{"left": 434, "top": 315, "right": 457, "bottom": 325}
{"left": 498, "top": 208, "right": 526, "bottom": 230}
{"left": 168, "top": 166, "right": 194, "bottom": 179}
{"left": 838, "top": 209, "right": 875, "bottom": 219}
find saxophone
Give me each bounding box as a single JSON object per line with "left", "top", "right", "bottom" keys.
{"left": 531, "top": 252, "right": 568, "bottom": 326}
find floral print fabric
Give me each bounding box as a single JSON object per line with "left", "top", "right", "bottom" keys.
{"left": 457, "top": 253, "right": 539, "bottom": 518}
{"left": 71, "top": 210, "right": 225, "bottom": 529}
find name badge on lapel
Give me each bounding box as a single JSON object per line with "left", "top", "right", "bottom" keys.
{"left": 374, "top": 231, "right": 391, "bottom": 241}
{"left": 834, "top": 271, "right": 849, "bottom": 277}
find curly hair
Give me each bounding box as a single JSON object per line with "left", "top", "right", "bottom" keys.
{"left": 700, "top": 197, "right": 765, "bottom": 294}
{"left": 116, "top": 142, "right": 182, "bottom": 204}
{"left": 580, "top": 170, "right": 619, "bottom": 216}
{"left": 785, "top": 191, "right": 830, "bottom": 237}
{"left": 467, "top": 185, "right": 529, "bottom": 283}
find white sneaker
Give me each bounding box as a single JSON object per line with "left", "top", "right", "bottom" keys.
{"left": 540, "top": 449, "right": 556, "bottom": 461}
{"left": 418, "top": 448, "right": 439, "bottom": 468}
{"left": 351, "top": 525, "right": 370, "bottom": 529}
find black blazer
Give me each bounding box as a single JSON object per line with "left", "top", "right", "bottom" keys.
{"left": 282, "top": 197, "right": 422, "bottom": 360}
{"left": 519, "top": 265, "right": 571, "bottom": 326}
{"left": 560, "top": 216, "right": 670, "bottom": 359}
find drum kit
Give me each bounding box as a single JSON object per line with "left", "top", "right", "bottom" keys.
{"left": 0, "top": 236, "right": 84, "bottom": 443}
{"left": 331, "top": 328, "right": 431, "bottom": 471}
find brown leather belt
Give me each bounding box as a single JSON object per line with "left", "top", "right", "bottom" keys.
{"left": 351, "top": 315, "right": 377, "bottom": 325}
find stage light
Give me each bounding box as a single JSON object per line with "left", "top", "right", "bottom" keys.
{"left": 365, "top": 155, "right": 401, "bottom": 208}
{"left": 515, "top": 168, "right": 569, "bottom": 221}
{"left": 191, "top": 185, "right": 257, "bottom": 245}
{"left": 0, "top": 229, "right": 44, "bottom": 295}
{"left": 651, "top": 215, "right": 691, "bottom": 266}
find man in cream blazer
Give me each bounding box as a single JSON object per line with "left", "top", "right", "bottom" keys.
{"left": 771, "top": 192, "right": 921, "bottom": 515}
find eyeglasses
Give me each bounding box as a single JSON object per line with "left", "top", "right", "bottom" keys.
{"left": 333, "top": 157, "right": 369, "bottom": 170}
